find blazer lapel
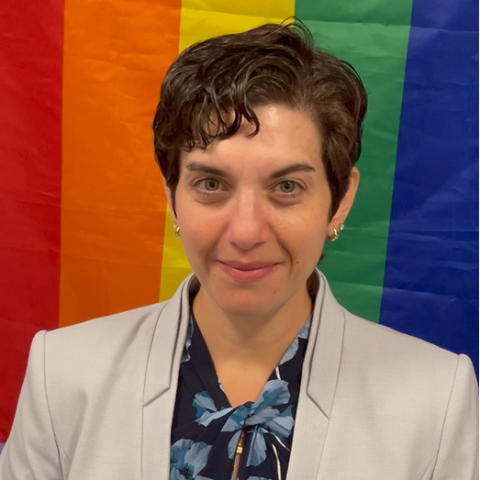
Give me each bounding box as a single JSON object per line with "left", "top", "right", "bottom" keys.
{"left": 142, "top": 274, "right": 196, "bottom": 480}
{"left": 286, "top": 271, "right": 346, "bottom": 480}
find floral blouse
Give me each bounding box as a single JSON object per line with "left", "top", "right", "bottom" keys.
{"left": 170, "top": 316, "right": 311, "bottom": 480}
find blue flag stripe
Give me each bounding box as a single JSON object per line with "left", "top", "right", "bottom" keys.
{"left": 380, "top": 0, "right": 479, "bottom": 376}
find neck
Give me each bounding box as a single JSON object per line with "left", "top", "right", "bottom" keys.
{"left": 192, "top": 285, "right": 312, "bottom": 366}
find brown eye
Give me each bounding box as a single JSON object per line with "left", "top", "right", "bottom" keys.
{"left": 279, "top": 180, "right": 297, "bottom": 193}
{"left": 203, "top": 178, "right": 220, "bottom": 191}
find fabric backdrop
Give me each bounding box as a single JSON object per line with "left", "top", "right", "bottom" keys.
{"left": 0, "top": 0, "right": 478, "bottom": 442}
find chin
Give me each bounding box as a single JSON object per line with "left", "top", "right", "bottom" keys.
{"left": 221, "top": 303, "right": 274, "bottom": 318}
{"left": 213, "top": 290, "right": 284, "bottom": 318}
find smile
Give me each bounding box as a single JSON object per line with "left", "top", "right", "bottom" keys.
{"left": 218, "top": 261, "right": 278, "bottom": 283}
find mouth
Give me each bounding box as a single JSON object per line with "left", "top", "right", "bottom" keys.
{"left": 218, "top": 261, "right": 279, "bottom": 282}
{"left": 221, "top": 261, "right": 277, "bottom": 270}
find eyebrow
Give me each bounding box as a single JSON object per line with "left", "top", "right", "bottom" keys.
{"left": 185, "top": 162, "right": 227, "bottom": 177}
{"left": 185, "top": 161, "right": 316, "bottom": 178}
{"left": 269, "top": 163, "right": 316, "bottom": 179}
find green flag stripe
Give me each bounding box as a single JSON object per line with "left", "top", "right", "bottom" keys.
{"left": 294, "top": 3, "right": 413, "bottom": 322}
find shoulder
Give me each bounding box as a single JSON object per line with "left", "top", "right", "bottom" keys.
{"left": 33, "top": 274, "right": 196, "bottom": 390}
{"left": 342, "top": 309, "right": 458, "bottom": 366}
{"left": 18, "top": 290, "right": 191, "bottom": 465}
{"left": 42, "top": 301, "right": 168, "bottom": 358}
{"left": 29, "top": 301, "right": 177, "bottom": 398}
{"left": 313, "top": 270, "right": 465, "bottom": 378}
{"left": 338, "top": 309, "right": 476, "bottom": 405}
{"left": 24, "top": 301, "right": 178, "bottom": 458}
{"left": 308, "top": 274, "right": 478, "bottom": 477}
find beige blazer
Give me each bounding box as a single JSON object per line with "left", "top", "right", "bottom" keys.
{"left": 0, "top": 270, "right": 478, "bottom": 479}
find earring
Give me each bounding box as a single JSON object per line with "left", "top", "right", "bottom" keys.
{"left": 173, "top": 223, "right": 181, "bottom": 237}
{"left": 328, "top": 223, "right": 344, "bottom": 242}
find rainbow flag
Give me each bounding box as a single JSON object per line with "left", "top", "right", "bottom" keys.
{"left": 0, "top": 0, "right": 477, "bottom": 442}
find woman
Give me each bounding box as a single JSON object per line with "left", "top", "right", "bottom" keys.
{"left": 0, "top": 22, "right": 477, "bottom": 480}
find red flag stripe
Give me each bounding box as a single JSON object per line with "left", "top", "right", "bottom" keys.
{"left": 0, "top": 0, "right": 64, "bottom": 440}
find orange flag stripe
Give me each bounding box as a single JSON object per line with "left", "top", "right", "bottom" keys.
{"left": 60, "top": 0, "right": 182, "bottom": 327}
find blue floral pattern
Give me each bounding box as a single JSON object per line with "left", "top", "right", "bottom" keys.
{"left": 278, "top": 321, "right": 310, "bottom": 365}
{"left": 171, "top": 317, "right": 311, "bottom": 480}
{"left": 170, "top": 439, "right": 213, "bottom": 480}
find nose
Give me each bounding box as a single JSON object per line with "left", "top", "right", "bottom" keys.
{"left": 225, "top": 190, "right": 267, "bottom": 251}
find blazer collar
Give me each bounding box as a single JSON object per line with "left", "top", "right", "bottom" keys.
{"left": 284, "top": 270, "right": 346, "bottom": 479}
{"left": 142, "top": 274, "right": 197, "bottom": 480}
{"left": 143, "top": 273, "right": 196, "bottom": 406}
{"left": 305, "top": 269, "right": 346, "bottom": 417}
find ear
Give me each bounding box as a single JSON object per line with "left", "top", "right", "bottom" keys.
{"left": 327, "top": 167, "right": 360, "bottom": 236}
{"left": 162, "top": 177, "right": 177, "bottom": 221}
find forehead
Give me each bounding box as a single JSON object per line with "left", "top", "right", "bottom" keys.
{"left": 181, "top": 105, "right": 323, "bottom": 170}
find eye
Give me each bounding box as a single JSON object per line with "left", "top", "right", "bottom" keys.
{"left": 200, "top": 178, "right": 221, "bottom": 191}
{"left": 278, "top": 180, "right": 299, "bottom": 194}
{"left": 271, "top": 179, "right": 305, "bottom": 204}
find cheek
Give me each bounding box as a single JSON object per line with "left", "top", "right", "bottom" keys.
{"left": 298, "top": 228, "right": 326, "bottom": 260}
{"left": 178, "top": 216, "right": 221, "bottom": 261}
{"left": 275, "top": 212, "right": 328, "bottom": 261}
{"left": 306, "top": 209, "right": 329, "bottom": 249}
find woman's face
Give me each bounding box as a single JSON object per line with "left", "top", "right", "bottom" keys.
{"left": 168, "top": 105, "right": 358, "bottom": 317}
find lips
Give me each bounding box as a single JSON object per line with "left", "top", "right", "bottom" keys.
{"left": 218, "top": 260, "right": 278, "bottom": 282}
{"left": 220, "top": 261, "right": 276, "bottom": 270}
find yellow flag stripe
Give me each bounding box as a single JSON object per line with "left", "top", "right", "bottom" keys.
{"left": 159, "top": 0, "right": 295, "bottom": 301}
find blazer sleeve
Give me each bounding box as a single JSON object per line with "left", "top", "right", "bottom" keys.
{"left": 432, "top": 354, "right": 479, "bottom": 480}
{"left": 0, "top": 331, "right": 64, "bottom": 480}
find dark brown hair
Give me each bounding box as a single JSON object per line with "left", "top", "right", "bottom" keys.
{"left": 153, "top": 20, "right": 367, "bottom": 216}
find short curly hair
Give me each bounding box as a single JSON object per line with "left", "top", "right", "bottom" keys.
{"left": 153, "top": 21, "right": 367, "bottom": 217}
